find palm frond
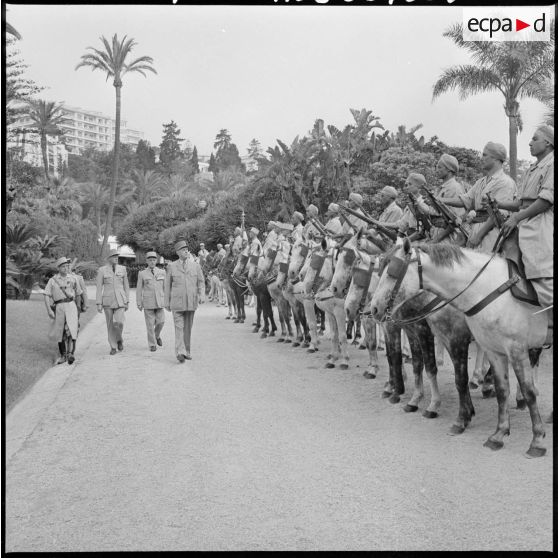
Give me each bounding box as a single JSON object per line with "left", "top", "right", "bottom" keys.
{"left": 432, "top": 65, "right": 502, "bottom": 100}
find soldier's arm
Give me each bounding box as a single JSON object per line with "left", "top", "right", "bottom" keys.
{"left": 79, "top": 277, "right": 88, "bottom": 308}
{"left": 123, "top": 268, "right": 130, "bottom": 305}
{"left": 95, "top": 268, "right": 104, "bottom": 308}
{"left": 164, "top": 268, "right": 171, "bottom": 310}
{"left": 43, "top": 280, "right": 55, "bottom": 318}
{"left": 197, "top": 264, "right": 205, "bottom": 298}
{"left": 136, "top": 273, "right": 143, "bottom": 309}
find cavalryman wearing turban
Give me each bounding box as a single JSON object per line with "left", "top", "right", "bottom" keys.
{"left": 302, "top": 204, "right": 322, "bottom": 241}
{"left": 341, "top": 192, "right": 368, "bottom": 234}
{"left": 378, "top": 185, "right": 404, "bottom": 224}
{"left": 443, "top": 141, "right": 515, "bottom": 252}
{"left": 291, "top": 211, "right": 305, "bottom": 242}
{"left": 324, "top": 203, "right": 344, "bottom": 237}
{"left": 248, "top": 226, "right": 262, "bottom": 256}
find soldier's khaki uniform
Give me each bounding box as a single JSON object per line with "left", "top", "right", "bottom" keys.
{"left": 378, "top": 200, "right": 404, "bottom": 224}
{"left": 164, "top": 256, "right": 205, "bottom": 358}
{"left": 136, "top": 266, "right": 166, "bottom": 348}
{"left": 44, "top": 273, "right": 82, "bottom": 342}
{"left": 96, "top": 263, "right": 129, "bottom": 350}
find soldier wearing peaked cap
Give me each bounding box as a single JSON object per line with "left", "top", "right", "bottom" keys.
{"left": 136, "top": 251, "right": 166, "bottom": 351}
{"left": 44, "top": 257, "right": 83, "bottom": 365}
{"left": 164, "top": 240, "right": 205, "bottom": 363}
{"left": 96, "top": 249, "right": 130, "bottom": 355}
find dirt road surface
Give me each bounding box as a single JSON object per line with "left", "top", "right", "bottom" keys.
{"left": 5, "top": 295, "right": 553, "bottom": 551}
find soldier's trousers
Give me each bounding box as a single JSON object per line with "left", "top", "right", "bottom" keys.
{"left": 103, "top": 307, "right": 125, "bottom": 349}
{"left": 144, "top": 308, "right": 165, "bottom": 348}
{"left": 172, "top": 310, "right": 196, "bottom": 356}
{"left": 531, "top": 277, "right": 553, "bottom": 308}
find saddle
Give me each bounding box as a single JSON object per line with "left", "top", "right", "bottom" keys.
{"left": 500, "top": 230, "right": 539, "bottom": 306}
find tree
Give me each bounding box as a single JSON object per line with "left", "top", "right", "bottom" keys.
{"left": 136, "top": 139, "right": 156, "bottom": 171}
{"left": 433, "top": 22, "right": 555, "bottom": 181}
{"left": 247, "top": 138, "right": 262, "bottom": 159}
{"left": 5, "top": 38, "right": 44, "bottom": 127}
{"left": 78, "top": 182, "right": 110, "bottom": 239}
{"left": 132, "top": 169, "right": 165, "bottom": 206}
{"left": 6, "top": 22, "right": 22, "bottom": 39}
{"left": 159, "top": 120, "right": 184, "bottom": 175}
{"left": 208, "top": 153, "right": 217, "bottom": 174}
{"left": 190, "top": 145, "right": 200, "bottom": 173}
{"left": 76, "top": 33, "right": 157, "bottom": 256}
{"left": 25, "top": 100, "right": 66, "bottom": 182}
{"left": 216, "top": 142, "right": 243, "bottom": 172}
{"left": 213, "top": 129, "right": 232, "bottom": 152}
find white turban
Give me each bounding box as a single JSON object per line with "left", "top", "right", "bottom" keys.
{"left": 536, "top": 125, "right": 554, "bottom": 146}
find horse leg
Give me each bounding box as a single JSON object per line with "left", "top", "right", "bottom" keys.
{"left": 516, "top": 348, "right": 542, "bottom": 409}
{"left": 362, "top": 317, "right": 379, "bottom": 379}
{"left": 282, "top": 298, "right": 294, "bottom": 343}
{"left": 509, "top": 347, "right": 546, "bottom": 458}
{"left": 384, "top": 323, "right": 404, "bottom": 402}
{"left": 315, "top": 305, "right": 326, "bottom": 335}
{"left": 419, "top": 324, "right": 441, "bottom": 418}
{"left": 447, "top": 337, "right": 475, "bottom": 435}
{"left": 482, "top": 351, "right": 511, "bottom": 452}
{"left": 435, "top": 335, "right": 445, "bottom": 367}
{"left": 299, "top": 302, "right": 310, "bottom": 348}
{"left": 303, "top": 298, "right": 320, "bottom": 353}
{"left": 324, "top": 311, "right": 338, "bottom": 368}
{"left": 402, "top": 327, "right": 425, "bottom": 413}
{"left": 333, "top": 302, "right": 349, "bottom": 370}
{"left": 266, "top": 290, "right": 277, "bottom": 335}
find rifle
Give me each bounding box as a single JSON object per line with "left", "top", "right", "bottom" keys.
{"left": 407, "top": 192, "right": 432, "bottom": 238}
{"left": 339, "top": 203, "right": 397, "bottom": 242}
{"left": 421, "top": 186, "right": 470, "bottom": 242}
{"left": 484, "top": 192, "right": 506, "bottom": 229}
{"left": 337, "top": 208, "right": 359, "bottom": 233}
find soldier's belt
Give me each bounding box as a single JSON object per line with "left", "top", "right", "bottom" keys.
{"left": 53, "top": 297, "right": 74, "bottom": 304}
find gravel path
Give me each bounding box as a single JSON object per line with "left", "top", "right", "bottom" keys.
{"left": 6, "top": 295, "right": 553, "bottom": 551}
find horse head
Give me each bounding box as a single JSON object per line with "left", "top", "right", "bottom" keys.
{"left": 288, "top": 239, "right": 310, "bottom": 283}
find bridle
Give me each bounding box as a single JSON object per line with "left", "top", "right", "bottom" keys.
{"left": 381, "top": 246, "right": 514, "bottom": 325}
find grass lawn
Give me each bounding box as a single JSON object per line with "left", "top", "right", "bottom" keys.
{"left": 5, "top": 291, "right": 98, "bottom": 413}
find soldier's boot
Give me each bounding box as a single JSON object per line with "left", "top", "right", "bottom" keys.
{"left": 67, "top": 339, "right": 76, "bottom": 364}
{"left": 56, "top": 342, "right": 67, "bottom": 365}
{"left": 346, "top": 320, "right": 353, "bottom": 340}
{"left": 543, "top": 311, "right": 553, "bottom": 348}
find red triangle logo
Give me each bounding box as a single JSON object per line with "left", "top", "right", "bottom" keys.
{"left": 516, "top": 19, "right": 530, "bottom": 31}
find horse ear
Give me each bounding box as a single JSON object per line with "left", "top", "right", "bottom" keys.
{"left": 403, "top": 236, "right": 411, "bottom": 254}
{"left": 357, "top": 227, "right": 363, "bottom": 241}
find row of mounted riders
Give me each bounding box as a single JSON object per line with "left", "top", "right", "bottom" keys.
{"left": 209, "top": 222, "right": 550, "bottom": 458}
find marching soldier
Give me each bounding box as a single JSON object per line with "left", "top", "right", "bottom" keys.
{"left": 443, "top": 141, "right": 515, "bottom": 252}
{"left": 136, "top": 251, "right": 166, "bottom": 352}
{"left": 69, "top": 260, "right": 88, "bottom": 323}
{"left": 164, "top": 240, "right": 205, "bottom": 363}
{"left": 96, "top": 249, "right": 130, "bottom": 355}
{"left": 44, "top": 257, "right": 83, "bottom": 365}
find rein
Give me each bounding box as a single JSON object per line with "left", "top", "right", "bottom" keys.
{"left": 384, "top": 247, "right": 499, "bottom": 325}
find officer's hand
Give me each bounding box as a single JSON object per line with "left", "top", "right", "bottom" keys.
{"left": 47, "top": 310, "right": 55, "bottom": 320}
{"left": 96, "top": 304, "right": 103, "bottom": 314}
{"left": 137, "top": 305, "right": 143, "bottom": 312}
{"left": 124, "top": 303, "right": 129, "bottom": 312}
{"left": 501, "top": 215, "right": 519, "bottom": 237}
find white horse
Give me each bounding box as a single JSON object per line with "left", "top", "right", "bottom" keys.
{"left": 370, "top": 239, "right": 549, "bottom": 457}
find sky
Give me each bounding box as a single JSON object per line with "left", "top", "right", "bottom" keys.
{"left": 7, "top": 4, "right": 551, "bottom": 162}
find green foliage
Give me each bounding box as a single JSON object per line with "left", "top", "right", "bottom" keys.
{"left": 159, "top": 120, "right": 184, "bottom": 175}
{"left": 190, "top": 146, "right": 200, "bottom": 173}
{"left": 136, "top": 139, "right": 156, "bottom": 171}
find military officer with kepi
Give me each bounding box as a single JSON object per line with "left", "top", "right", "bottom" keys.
{"left": 44, "top": 256, "right": 83, "bottom": 364}
{"left": 164, "top": 240, "right": 205, "bottom": 363}
{"left": 96, "top": 249, "right": 130, "bottom": 355}
{"left": 136, "top": 251, "right": 166, "bottom": 351}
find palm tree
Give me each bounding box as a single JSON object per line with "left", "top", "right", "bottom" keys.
{"left": 76, "top": 34, "right": 156, "bottom": 256}
{"left": 132, "top": 169, "right": 164, "bottom": 205}
{"left": 433, "top": 23, "right": 555, "bottom": 180}
{"left": 78, "top": 182, "right": 110, "bottom": 240}
{"left": 26, "top": 100, "right": 66, "bottom": 182}
{"left": 6, "top": 22, "right": 22, "bottom": 39}
{"left": 526, "top": 75, "right": 554, "bottom": 125}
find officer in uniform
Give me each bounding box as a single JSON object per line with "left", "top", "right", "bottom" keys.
{"left": 164, "top": 240, "right": 205, "bottom": 363}
{"left": 96, "top": 249, "right": 129, "bottom": 355}
{"left": 248, "top": 227, "right": 262, "bottom": 256}
{"left": 232, "top": 227, "right": 245, "bottom": 258}
{"left": 44, "top": 256, "right": 83, "bottom": 364}
{"left": 136, "top": 251, "right": 166, "bottom": 352}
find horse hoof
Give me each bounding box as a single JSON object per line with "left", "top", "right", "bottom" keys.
{"left": 339, "top": 363, "right": 349, "bottom": 370}
{"left": 358, "top": 345, "right": 367, "bottom": 350}
{"left": 525, "top": 446, "right": 546, "bottom": 459}
{"left": 389, "top": 394, "right": 400, "bottom": 404}
{"left": 284, "top": 339, "right": 292, "bottom": 344}
{"left": 225, "top": 316, "right": 231, "bottom": 320}
{"left": 381, "top": 391, "right": 392, "bottom": 399}
{"left": 239, "top": 320, "right": 244, "bottom": 324}
{"left": 325, "top": 362, "right": 335, "bottom": 369}
{"left": 468, "top": 381, "right": 478, "bottom": 390}
{"left": 292, "top": 342, "right": 300, "bottom": 347}
{"left": 448, "top": 424, "right": 466, "bottom": 436}
{"left": 302, "top": 342, "right": 310, "bottom": 348}
{"left": 268, "top": 332, "right": 275, "bottom": 337}
{"left": 482, "top": 388, "right": 496, "bottom": 399}
{"left": 422, "top": 410, "right": 438, "bottom": 419}
{"left": 252, "top": 327, "right": 259, "bottom": 333}
{"left": 260, "top": 333, "right": 268, "bottom": 339}
{"left": 363, "top": 371, "right": 376, "bottom": 379}
{"left": 483, "top": 438, "right": 504, "bottom": 451}
{"left": 516, "top": 400, "right": 527, "bottom": 410}
{"left": 277, "top": 338, "right": 284, "bottom": 343}
{"left": 252, "top": 322, "right": 258, "bottom": 326}
{"left": 233, "top": 319, "right": 240, "bottom": 323}
{"left": 403, "top": 404, "right": 418, "bottom": 413}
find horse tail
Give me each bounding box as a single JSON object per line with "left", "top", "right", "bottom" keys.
{"left": 528, "top": 347, "right": 543, "bottom": 368}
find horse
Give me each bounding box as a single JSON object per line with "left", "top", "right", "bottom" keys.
{"left": 288, "top": 238, "right": 326, "bottom": 353}
{"left": 230, "top": 246, "right": 250, "bottom": 324}
{"left": 370, "top": 239, "right": 549, "bottom": 457}
{"left": 254, "top": 242, "right": 293, "bottom": 343}
{"left": 273, "top": 243, "right": 311, "bottom": 348}
{"left": 217, "top": 251, "right": 240, "bottom": 320}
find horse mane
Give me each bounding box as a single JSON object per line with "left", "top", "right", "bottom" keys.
{"left": 415, "top": 242, "right": 466, "bottom": 267}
